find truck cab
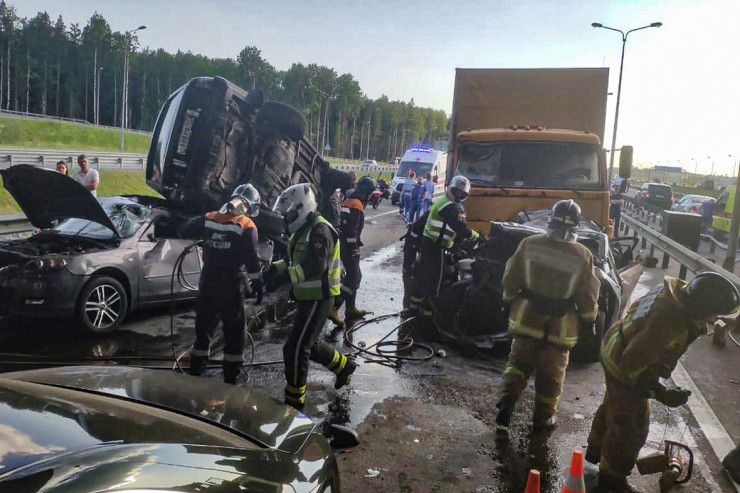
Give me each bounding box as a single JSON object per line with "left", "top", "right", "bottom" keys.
{"left": 454, "top": 126, "right": 610, "bottom": 233}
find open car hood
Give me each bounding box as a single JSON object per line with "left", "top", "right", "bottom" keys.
{"left": 0, "top": 165, "right": 119, "bottom": 236}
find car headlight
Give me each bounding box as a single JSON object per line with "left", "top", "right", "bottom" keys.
{"left": 25, "top": 256, "right": 68, "bottom": 271}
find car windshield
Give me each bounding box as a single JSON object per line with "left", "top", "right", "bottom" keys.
{"left": 396, "top": 160, "right": 433, "bottom": 178}
{"left": 456, "top": 141, "right": 601, "bottom": 189}
{"left": 53, "top": 203, "right": 151, "bottom": 240}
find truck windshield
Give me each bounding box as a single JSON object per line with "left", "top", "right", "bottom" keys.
{"left": 396, "top": 161, "right": 433, "bottom": 178}
{"left": 456, "top": 141, "right": 601, "bottom": 190}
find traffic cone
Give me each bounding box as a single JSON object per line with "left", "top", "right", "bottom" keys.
{"left": 562, "top": 450, "right": 586, "bottom": 493}
{"left": 524, "top": 469, "right": 540, "bottom": 492}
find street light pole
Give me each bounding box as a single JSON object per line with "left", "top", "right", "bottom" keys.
{"left": 731, "top": 154, "right": 737, "bottom": 179}
{"left": 708, "top": 156, "right": 714, "bottom": 177}
{"left": 96, "top": 67, "right": 103, "bottom": 126}
{"left": 592, "top": 21, "right": 662, "bottom": 184}
{"left": 120, "top": 25, "right": 146, "bottom": 152}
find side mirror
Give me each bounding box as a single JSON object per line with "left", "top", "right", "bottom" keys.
{"left": 432, "top": 175, "right": 439, "bottom": 183}
{"left": 619, "top": 145, "right": 633, "bottom": 179}
{"left": 147, "top": 232, "right": 157, "bottom": 242}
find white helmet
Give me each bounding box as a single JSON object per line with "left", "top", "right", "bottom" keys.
{"left": 220, "top": 183, "right": 261, "bottom": 217}
{"left": 273, "top": 183, "right": 318, "bottom": 234}
{"left": 447, "top": 175, "right": 471, "bottom": 202}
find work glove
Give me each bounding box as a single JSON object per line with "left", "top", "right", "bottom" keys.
{"left": 656, "top": 388, "right": 691, "bottom": 408}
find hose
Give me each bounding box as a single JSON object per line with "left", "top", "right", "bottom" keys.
{"left": 344, "top": 312, "right": 435, "bottom": 364}
{"left": 729, "top": 325, "right": 740, "bottom": 348}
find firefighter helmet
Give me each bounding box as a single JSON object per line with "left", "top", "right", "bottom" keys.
{"left": 273, "top": 183, "right": 318, "bottom": 234}
{"left": 546, "top": 199, "right": 581, "bottom": 243}
{"left": 220, "top": 183, "right": 261, "bottom": 217}
{"left": 354, "top": 175, "right": 377, "bottom": 196}
{"left": 683, "top": 272, "right": 740, "bottom": 319}
{"left": 447, "top": 175, "right": 471, "bottom": 202}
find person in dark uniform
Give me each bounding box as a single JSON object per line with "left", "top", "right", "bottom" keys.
{"left": 610, "top": 181, "right": 626, "bottom": 233}
{"left": 328, "top": 175, "right": 376, "bottom": 326}
{"left": 182, "top": 184, "right": 262, "bottom": 384}
{"left": 409, "top": 175, "right": 480, "bottom": 315}
{"left": 264, "top": 183, "right": 356, "bottom": 411}
{"left": 401, "top": 210, "right": 429, "bottom": 310}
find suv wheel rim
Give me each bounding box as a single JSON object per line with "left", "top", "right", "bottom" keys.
{"left": 85, "top": 284, "right": 122, "bottom": 329}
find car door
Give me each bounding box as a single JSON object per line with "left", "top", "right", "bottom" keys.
{"left": 136, "top": 215, "right": 202, "bottom": 304}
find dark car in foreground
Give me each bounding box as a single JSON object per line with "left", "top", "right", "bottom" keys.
{"left": 0, "top": 165, "right": 203, "bottom": 332}
{"left": 0, "top": 365, "right": 341, "bottom": 492}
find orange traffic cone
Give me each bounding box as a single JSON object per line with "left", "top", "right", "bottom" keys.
{"left": 524, "top": 469, "right": 540, "bottom": 492}
{"left": 562, "top": 450, "right": 586, "bottom": 493}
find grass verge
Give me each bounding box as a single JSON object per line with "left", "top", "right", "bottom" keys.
{"left": 0, "top": 115, "right": 150, "bottom": 153}
{"left": 0, "top": 169, "right": 158, "bottom": 215}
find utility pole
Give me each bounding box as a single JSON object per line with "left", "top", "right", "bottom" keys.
{"left": 120, "top": 25, "right": 146, "bottom": 151}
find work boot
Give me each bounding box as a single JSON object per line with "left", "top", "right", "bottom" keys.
{"left": 223, "top": 361, "right": 241, "bottom": 385}
{"left": 593, "top": 472, "right": 643, "bottom": 493}
{"left": 335, "top": 359, "right": 357, "bottom": 390}
{"left": 189, "top": 355, "right": 208, "bottom": 377}
{"left": 284, "top": 398, "right": 305, "bottom": 412}
{"left": 723, "top": 444, "right": 740, "bottom": 484}
{"left": 328, "top": 307, "right": 345, "bottom": 326}
{"left": 585, "top": 446, "right": 601, "bottom": 465}
{"left": 533, "top": 415, "right": 557, "bottom": 431}
{"left": 495, "top": 396, "right": 515, "bottom": 428}
{"left": 345, "top": 306, "right": 369, "bottom": 320}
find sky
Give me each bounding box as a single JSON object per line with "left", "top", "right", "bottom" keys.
{"left": 16, "top": 0, "right": 740, "bottom": 175}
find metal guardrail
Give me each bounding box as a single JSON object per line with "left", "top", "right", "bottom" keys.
{"left": 330, "top": 163, "right": 398, "bottom": 174}
{"left": 0, "top": 213, "right": 31, "bottom": 235}
{"left": 0, "top": 109, "right": 151, "bottom": 135}
{"left": 0, "top": 148, "right": 147, "bottom": 170}
{"left": 619, "top": 204, "right": 740, "bottom": 286}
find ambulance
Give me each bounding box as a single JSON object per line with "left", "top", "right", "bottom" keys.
{"left": 390, "top": 147, "right": 447, "bottom": 205}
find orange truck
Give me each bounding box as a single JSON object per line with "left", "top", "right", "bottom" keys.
{"left": 446, "top": 68, "right": 633, "bottom": 235}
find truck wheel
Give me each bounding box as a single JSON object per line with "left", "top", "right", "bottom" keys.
{"left": 258, "top": 101, "right": 307, "bottom": 142}
{"left": 76, "top": 276, "right": 129, "bottom": 333}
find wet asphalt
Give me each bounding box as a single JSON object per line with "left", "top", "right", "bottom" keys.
{"left": 0, "top": 199, "right": 738, "bottom": 491}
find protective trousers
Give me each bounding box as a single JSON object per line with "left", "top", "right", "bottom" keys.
{"left": 586, "top": 375, "right": 650, "bottom": 478}
{"left": 191, "top": 279, "right": 245, "bottom": 384}
{"left": 409, "top": 240, "right": 445, "bottom": 315}
{"left": 406, "top": 200, "right": 422, "bottom": 223}
{"left": 498, "top": 336, "right": 569, "bottom": 424}
{"left": 335, "top": 252, "right": 361, "bottom": 311}
{"left": 283, "top": 298, "right": 348, "bottom": 408}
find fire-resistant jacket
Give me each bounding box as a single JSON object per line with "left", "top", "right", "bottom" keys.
{"left": 272, "top": 214, "right": 342, "bottom": 301}
{"left": 600, "top": 278, "right": 695, "bottom": 389}
{"left": 502, "top": 234, "right": 600, "bottom": 348}
{"left": 422, "top": 196, "right": 479, "bottom": 248}
{"left": 181, "top": 211, "right": 260, "bottom": 283}
{"left": 340, "top": 197, "right": 364, "bottom": 257}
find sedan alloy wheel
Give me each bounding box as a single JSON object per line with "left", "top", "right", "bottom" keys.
{"left": 77, "top": 276, "right": 129, "bottom": 333}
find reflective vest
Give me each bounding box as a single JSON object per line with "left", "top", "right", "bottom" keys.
{"left": 274, "top": 215, "right": 341, "bottom": 301}
{"left": 423, "top": 196, "right": 458, "bottom": 248}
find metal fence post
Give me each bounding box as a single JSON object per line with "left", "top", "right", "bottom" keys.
{"left": 662, "top": 252, "right": 670, "bottom": 269}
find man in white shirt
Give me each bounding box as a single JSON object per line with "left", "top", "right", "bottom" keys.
{"left": 72, "top": 154, "right": 100, "bottom": 197}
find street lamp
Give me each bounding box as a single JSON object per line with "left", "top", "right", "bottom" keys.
{"left": 120, "top": 25, "right": 147, "bottom": 151}
{"left": 730, "top": 154, "right": 736, "bottom": 179}
{"left": 365, "top": 107, "right": 381, "bottom": 160}
{"left": 708, "top": 155, "right": 714, "bottom": 177}
{"left": 96, "top": 67, "right": 103, "bottom": 126}
{"left": 592, "top": 21, "right": 662, "bottom": 184}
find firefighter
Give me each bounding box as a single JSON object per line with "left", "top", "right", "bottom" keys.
{"left": 495, "top": 199, "right": 600, "bottom": 429}
{"left": 401, "top": 210, "right": 430, "bottom": 310}
{"left": 183, "top": 184, "right": 262, "bottom": 384}
{"left": 263, "top": 183, "right": 356, "bottom": 410}
{"left": 329, "top": 175, "right": 376, "bottom": 326}
{"left": 586, "top": 272, "right": 739, "bottom": 493}
{"left": 409, "top": 175, "right": 480, "bottom": 316}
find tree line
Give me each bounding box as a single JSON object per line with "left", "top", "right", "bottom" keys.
{"left": 1, "top": 2, "right": 448, "bottom": 162}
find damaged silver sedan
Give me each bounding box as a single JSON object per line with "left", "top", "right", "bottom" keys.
{"left": 0, "top": 165, "right": 202, "bottom": 332}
